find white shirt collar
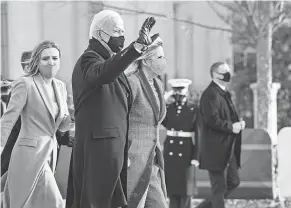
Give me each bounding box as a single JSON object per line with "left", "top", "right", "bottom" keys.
{"left": 213, "top": 80, "right": 226, "bottom": 91}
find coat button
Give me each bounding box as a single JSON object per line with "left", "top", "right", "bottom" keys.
{"left": 133, "top": 193, "right": 138, "bottom": 197}
{"left": 179, "top": 141, "right": 183, "bottom": 145}
{"left": 170, "top": 140, "right": 174, "bottom": 144}
{"left": 126, "top": 93, "right": 129, "bottom": 98}
{"left": 178, "top": 153, "right": 182, "bottom": 157}
{"left": 169, "top": 152, "right": 173, "bottom": 156}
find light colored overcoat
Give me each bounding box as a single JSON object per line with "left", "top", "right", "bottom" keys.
{"left": 126, "top": 69, "right": 167, "bottom": 208}
{"left": 1, "top": 73, "right": 74, "bottom": 208}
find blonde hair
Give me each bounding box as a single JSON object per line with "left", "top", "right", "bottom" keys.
{"left": 25, "top": 40, "right": 61, "bottom": 76}
{"left": 125, "top": 36, "right": 163, "bottom": 75}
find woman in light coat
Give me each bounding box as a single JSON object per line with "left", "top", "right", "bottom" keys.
{"left": 125, "top": 36, "right": 168, "bottom": 208}
{"left": 1, "top": 40, "right": 74, "bottom": 208}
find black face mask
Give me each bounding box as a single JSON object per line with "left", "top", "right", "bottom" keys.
{"left": 173, "top": 94, "right": 186, "bottom": 103}
{"left": 107, "top": 36, "right": 125, "bottom": 53}
{"left": 217, "top": 72, "right": 231, "bottom": 82}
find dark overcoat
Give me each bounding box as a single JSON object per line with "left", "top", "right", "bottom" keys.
{"left": 162, "top": 100, "right": 200, "bottom": 196}
{"left": 70, "top": 38, "right": 140, "bottom": 208}
{"left": 199, "top": 81, "right": 242, "bottom": 171}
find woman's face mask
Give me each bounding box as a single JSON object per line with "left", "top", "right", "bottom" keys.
{"left": 144, "top": 46, "right": 167, "bottom": 76}
{"left": 38, "top": 48, "right": 60, "bottom": 79}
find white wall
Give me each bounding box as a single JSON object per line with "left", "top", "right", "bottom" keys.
{"left": 176, "top": 1, "right": 233, "bottom": 92}
{"left": 6, "top": 1, "right": 90, "bottom": 90}
{"left": 4, "top": 1, "right": 233, "bottom": 94}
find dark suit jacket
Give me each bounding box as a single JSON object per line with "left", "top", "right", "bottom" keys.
{"left": 70, "top": 38, "right": 140, "bottom": 208}
{"left": 1, "top": 116, "right": 21, "bottom": 176}
{"left": 199, "top": 81, "right": 241, "bottom": 171}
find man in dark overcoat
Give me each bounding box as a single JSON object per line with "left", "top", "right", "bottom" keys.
{"left": 70, "top": 9, "right": 158, "bottom": 208}
{"left": 162, "top": 79, "right": 200, "bottom": 208}
{"left": 196, "top": 62, "right": 246, "bottom": 208}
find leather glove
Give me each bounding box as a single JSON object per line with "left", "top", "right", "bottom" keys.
{"left": 67, "top": 135, "right": 74, "bottom": 147}
{"left": 136, "top": 17, "right": 157, "bottom": 46}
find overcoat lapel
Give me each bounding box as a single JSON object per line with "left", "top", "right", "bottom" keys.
{"left": 118, "top": 73, "right": 133, "bottom": 111}
{"left": 211, "top": 81, "right": 239, "bottom": 121}
{"left": 33, "top": 74, "right": 55, "bottom": 124}
{"left": 136, "top": 70, "right": 159, "bottom": 123}
{"left": 153, "top": 78, "right": 166, "bottom": 122}
{"left": 52, "top": 79, "right": 65, "bottom": 128}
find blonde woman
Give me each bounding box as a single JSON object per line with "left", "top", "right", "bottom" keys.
{"left": 125, "top": 36, "right": 168, "bottom": 208}
{"left": 1, "top": 40, "right": 74, "bottom": 208}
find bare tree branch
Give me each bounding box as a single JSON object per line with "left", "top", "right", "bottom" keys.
{"left": 273, "top": 1, "right": 284, "bottom": 13}
{"left": 273, "top": 12, "right": 291, "bottom": 33}
{"left": 212, "top": 1, "right": 241, "bottom": 14}
{"left": 207, "top": 1, "right": 232, "bottom": 26}
{"left": 245, "top": 1, "right": 256, "bottom": 15}
{"left": 100, "top": 2, "right": 234, "bottom": 33}
{"left": 270, "top": 9, "right": 291, "bottom": 24}
{"left": 233, "top": 1, "right": 259, "bottom": 37}
{"left": 234, "top": 0, "right": 251, "bottom": 16}
{"left": 209, "top": 1, "right": 258, "bottom": 46}
{"left": 259, "top": 4, "right": 291, "bottom": 38}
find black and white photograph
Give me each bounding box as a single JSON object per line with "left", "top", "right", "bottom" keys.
{"left": 1, "top": 1, "right": 291, "bottom": 208}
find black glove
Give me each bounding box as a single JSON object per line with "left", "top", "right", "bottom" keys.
{"left": 67, "top": 135, "right": 74, "bottom": 147}
{"left": 136, "top": 17, "right": 157, "bottom": 46}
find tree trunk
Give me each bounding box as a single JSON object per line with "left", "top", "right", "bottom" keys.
{"left": 256, "top": 2, "right": 273, "bottom": 132}
{"left": 255, "top": 2, "right": 283, "bottom": 203}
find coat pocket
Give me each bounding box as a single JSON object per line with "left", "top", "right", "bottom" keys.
{"left": 92, "top": 127, "right": 120, "bottom": 139}
{"left": 17, "top": 138, "right": 38, "bottom": 147}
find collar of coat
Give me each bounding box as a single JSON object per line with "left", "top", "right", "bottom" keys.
{"left": 210, "top": 81, "right": 231, "bottom": 98}
{"left": 210, "top": 81, "right": 239, "bottom": 120}
{"left": 87, "top": 38, "right": 112, "bottom": 60}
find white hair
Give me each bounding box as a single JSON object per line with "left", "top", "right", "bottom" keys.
{"left": 89, "top": 10, "right": 122, "bottom": 39}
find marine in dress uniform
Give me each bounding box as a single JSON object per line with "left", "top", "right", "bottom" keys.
{"left": 162, "top": 79, "right": 200, "bottom": 208}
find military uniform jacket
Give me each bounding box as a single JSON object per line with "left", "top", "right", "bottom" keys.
{"left": 162, "top": 99, "right": 200, "bottom": 196}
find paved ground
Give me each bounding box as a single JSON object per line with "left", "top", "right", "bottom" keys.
{"left": 192, "top": 198, "right": 291, "bottom": 208}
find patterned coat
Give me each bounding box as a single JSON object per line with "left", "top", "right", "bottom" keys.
{"left": 126, "top": 69, "right": 167, "bottom": 208}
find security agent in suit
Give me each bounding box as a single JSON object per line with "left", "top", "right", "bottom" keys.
{"left": 162, "top": 79, "right": 200, "bottom": 208}
{"left": 196, "top": 62, "right": 246, "bottom": 208}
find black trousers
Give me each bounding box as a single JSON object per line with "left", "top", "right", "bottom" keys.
{"left": 196, "top": 156, "right": 240, "bottom": 208}
{"left": 169, "top": 195, "right": 192, "bottom": 208}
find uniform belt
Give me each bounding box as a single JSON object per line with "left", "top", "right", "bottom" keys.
{"left": 166, "top": 130, "right": 193, "bottom": 138}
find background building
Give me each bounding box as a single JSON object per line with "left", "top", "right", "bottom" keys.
{"left": 1, "top": 1, "right": 232, "bottom": 94}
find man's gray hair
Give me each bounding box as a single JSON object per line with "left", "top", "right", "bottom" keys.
{"left": 89, "top": 10, "right": 122, "bottom": 39}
